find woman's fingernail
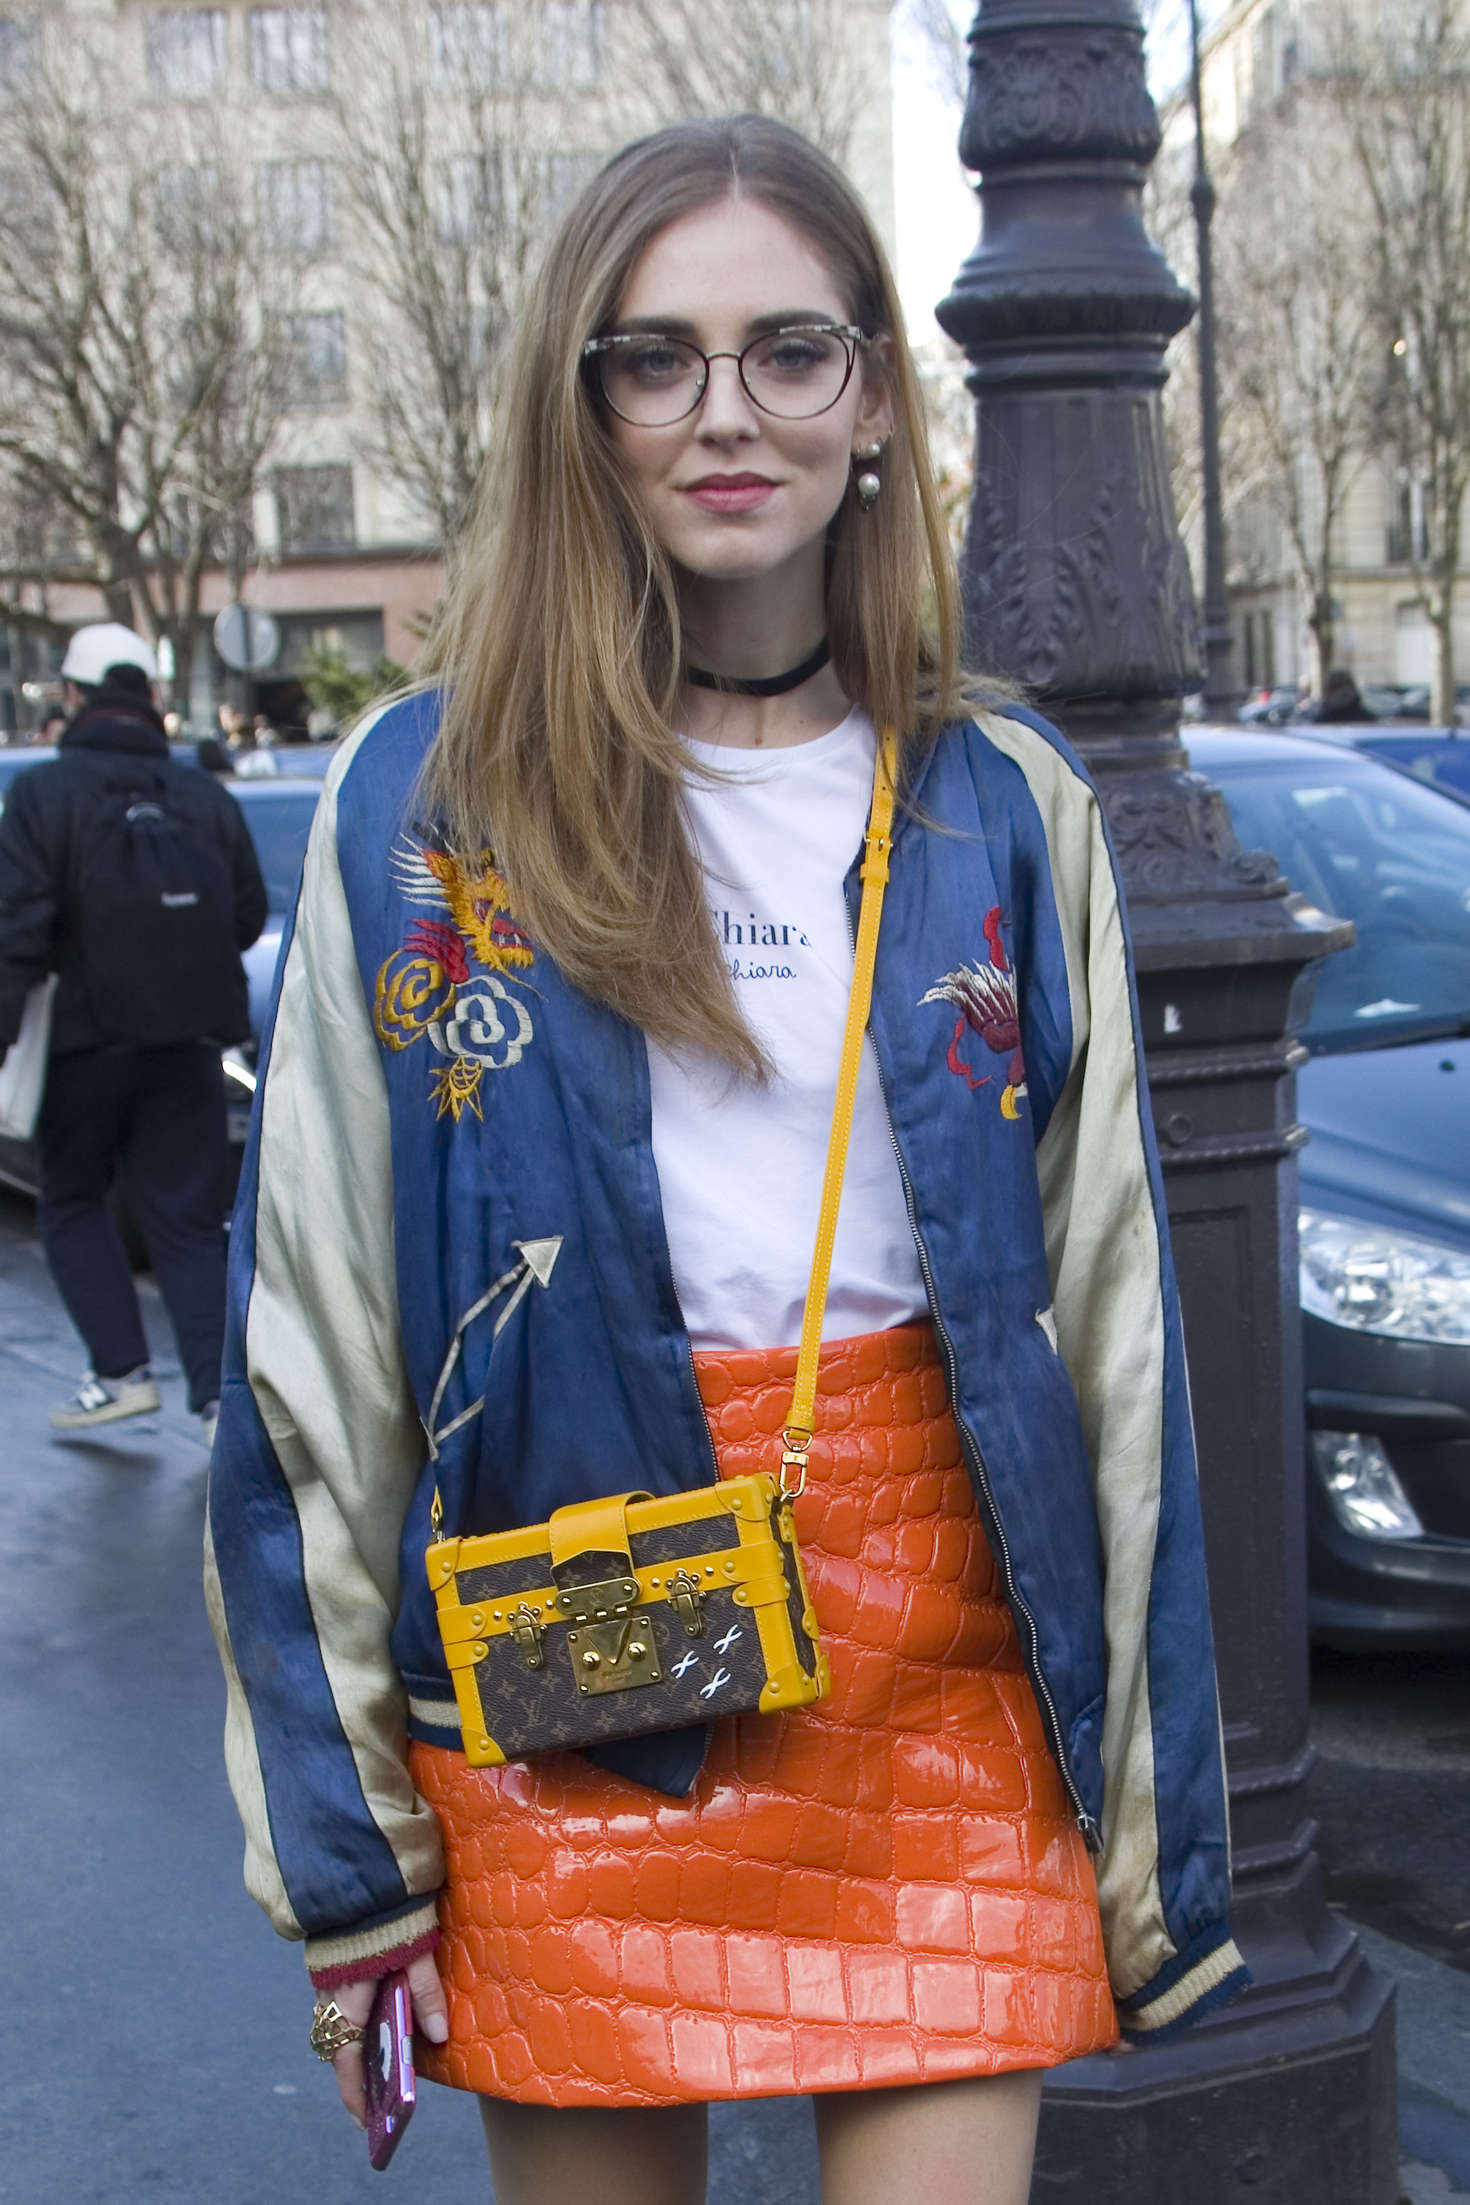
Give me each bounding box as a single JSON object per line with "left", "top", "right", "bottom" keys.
{"left": 422, "top": 2013, "right": 449, "bottom": 2043}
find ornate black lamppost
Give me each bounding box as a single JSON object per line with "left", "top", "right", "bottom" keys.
{"left": 937, "top": 0, "right": 1395, "bottom": 2196}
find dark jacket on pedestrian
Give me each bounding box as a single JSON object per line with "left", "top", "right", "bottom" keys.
{"left": 0, "top": 686, "right": 267, "bottom": 1060}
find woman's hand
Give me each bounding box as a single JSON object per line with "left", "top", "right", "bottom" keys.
{"left": 320, "top": 1950, "right": 451, "bottom": 2127}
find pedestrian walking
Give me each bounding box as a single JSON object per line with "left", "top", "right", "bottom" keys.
{"left": 0, "top": 620, "right": 266, "bottom": 1438}
{"left": 206, "top": 117, "right": 1245, "bottom": 2205}
{"left": 1313, "top": 668, "right": 1376, "bottom": 723}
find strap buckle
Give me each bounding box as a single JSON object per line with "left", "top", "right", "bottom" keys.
{"left": 780, "top": 1428, "right": 811, "bottom": 1500}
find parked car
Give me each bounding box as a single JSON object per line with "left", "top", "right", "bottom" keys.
{"left": 1358, "top": 683, "right": 1431, "bottom": 722}
{"left": 0, "top": 768, "right": 321, "bottom": 1210}
{"left": 0, "top": 742, "right": 61, "bottom": 802}
{"left": 259, "top": 737, "right": 342, "bottom": 779}
{"left": 218, "top": 777, "right": 322, "bottom": 1158}
{"left": 1238, "top": 685, "right": 1301, "bottom": 727}
{"left": 1325, "top": 727, "right": 1470, "bottom": 809}
{"left": 1189, "top": 728, "right": 1470, "bottom": 1648}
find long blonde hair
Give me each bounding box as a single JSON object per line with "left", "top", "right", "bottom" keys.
{"left": 421, "top": 114, "right": 969, "bottom": 1077}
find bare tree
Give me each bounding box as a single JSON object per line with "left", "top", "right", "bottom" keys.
{"left": 0, "top": 29, "right": 302, "bottom": 703}
{"left": 897, "top": 0, "right": 970, "bottom": 110}
{"left": 1213, "top": 101, "right": 1375, "bottom": 687}
{"left": 324, "top": 1, "right": 573, "bottom": 552}
{"left": 1331, "top": 0, "right": 1470, "bottom": 721}
{"left": 1146, "top": 125, "right": 1277, "bottom": 643}
{"left": 618, "top": 0, "right": 872, "bottom": 168}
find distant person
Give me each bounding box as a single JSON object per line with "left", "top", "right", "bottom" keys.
{"left": 0, "top": 621, "right": 266, "bottom": 1439}
{"left": 230, "top": 734, "right": 279, "bottom": 778}
{"left": 194, "top": 735, "right": 233, "bottom": 775}
{"left": 1314, "top": 669, "right": 1376, "bottom": 723}
{"left": 226, "top": 709, "right": 279, "bottom": 778}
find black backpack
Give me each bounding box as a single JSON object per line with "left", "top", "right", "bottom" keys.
{"left": 70, "top": 764, "right": 243, "bottom": 1046}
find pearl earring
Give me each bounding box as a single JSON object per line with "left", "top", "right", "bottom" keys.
{"left": 854, "top": 442, "right": 883, "bottom": 511}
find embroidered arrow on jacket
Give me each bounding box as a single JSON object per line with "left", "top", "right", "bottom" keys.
{"left": 423, "top": 1236, "right": 563, "bottom": 1459}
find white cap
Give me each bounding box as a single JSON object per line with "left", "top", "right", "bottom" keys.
{"left": 59, "top": 622, "right": 158, "bottom": 687}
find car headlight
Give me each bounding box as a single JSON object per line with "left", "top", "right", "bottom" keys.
{"left": 1300, "top": 1208, "right": 1470, "bottom": 1345}
{"left": 1310, "top": 1431, "right": 1423, "bottom": 1540}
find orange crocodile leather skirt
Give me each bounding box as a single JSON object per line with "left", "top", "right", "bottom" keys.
{"left": 410, "top": 1322, "right": 1116, "bottom": 2105}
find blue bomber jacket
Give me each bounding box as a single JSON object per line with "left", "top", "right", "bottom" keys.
{"left": 204, "top": 690, "right": 1248, "bottom": 2035}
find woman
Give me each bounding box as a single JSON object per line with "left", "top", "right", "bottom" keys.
{"left": 206, "top": 116, "right": 1244, "bottom": 2205}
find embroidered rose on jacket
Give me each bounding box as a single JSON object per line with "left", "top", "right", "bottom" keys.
{"left": 432, "top": 982, "right": 533, "bottom": 1072}
{"left": 920, "top": 905, "right": 1028, "bottom": 1120}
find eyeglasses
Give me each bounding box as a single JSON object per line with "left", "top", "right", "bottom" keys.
{"left": 582, "top": 322, "right": 868, "bottom": 427}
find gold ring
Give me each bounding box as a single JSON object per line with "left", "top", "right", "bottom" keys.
{"left": 309, "top": 1999, "right": 365, "bottom": 2061}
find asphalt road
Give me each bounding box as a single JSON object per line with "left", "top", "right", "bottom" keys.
{"left": 1307, "top": 1649, "right": 1470, "bottom": 1976}
{"left": 1, "top": 1185, "right": 1465, "bottom": 2203}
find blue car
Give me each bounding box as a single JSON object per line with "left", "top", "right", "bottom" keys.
{"left": 1308, "top": 725, "right": 1470, "bottom": 809}
{"left": 1191, "top": 729, "right": 1470, "bottom": 1647}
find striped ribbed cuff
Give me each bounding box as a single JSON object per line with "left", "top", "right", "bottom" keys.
{"left": 304, "top": 1900, "right": 442, "bottom": 1990}
{"left": 1123, "top": 1936, "right": 1248, "bottom": 2032}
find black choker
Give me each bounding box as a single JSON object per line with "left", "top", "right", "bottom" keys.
{"left": 686, "top": 639, "right": 830, "bottom": 697}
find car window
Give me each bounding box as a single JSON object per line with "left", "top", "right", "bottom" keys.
{"left": 232, "top": 788, "right": 320, "bottom": 911}
{"left": 1209, "top": 755, "right": 1470, "bottom": 1049}
{"left": 1356, "top": 737, "right": 1470, "bottom": 803}
{"left": 0, "top": 747, "right": 59, "bottom": 815}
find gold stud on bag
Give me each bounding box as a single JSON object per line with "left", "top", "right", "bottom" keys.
{"left": 425, "top": 730, "right": 899, "bottom": 1768}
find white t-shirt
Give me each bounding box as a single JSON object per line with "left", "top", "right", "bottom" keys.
{"left": 647, "top": 705, "right": 928, "bottom": 1352}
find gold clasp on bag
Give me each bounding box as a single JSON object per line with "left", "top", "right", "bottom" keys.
{"left": 555, "top": 1573, "right": 639, "bottom": 1623}
{"left": 556, "top": 1570, "right": 663, "bottom": 1697}
{"left": 666, "top": 1569, "right": 706, "bottom": 1636}
{"left": 567, "top": 1614, "right": 664, "bottom": 1695}
{"left": 509, "top": 1603, "right": 544, "bottom": 1669}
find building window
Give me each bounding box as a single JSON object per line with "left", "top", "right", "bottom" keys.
{"left": 0, "top": 17, "right": 39, "bottom": 98}
{"left": 0, "top": 162, "right": 53, "bottom": 250}
{"left": 284, "top": 311, "right": 347, "bottom": 403}
{"left": 436, "top": 153, "right": 509, "bottom": 245}
{"left": 249, "top": 9, "right": 329, "bottom": 94}
{"left": 275, "top": 464, "right": 355, "bottom": 552}
{"left": 428, "top": 3, "right": 503, "bottom": 88}
{"left": 155, "top": 163, "right": 222, "bottom": 248}
{"left": 1241, "top": 610, "right": 1276, "bottom": 691}
{"left": 541, "top": 151, "right": 600, "bottom": 222}
{"left": 1387, "top": 478, "right": 1427, "bottom": 567}
{"left": 145, "top": 10, "right": 227, "bottom": 96}
{"left": 534, "top": 1, "right": 603, "bottom": 88}
{"left": 258, "top": 160, "right": 335, "bottom": 253}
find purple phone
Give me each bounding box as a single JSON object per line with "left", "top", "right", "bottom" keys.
{"left": 364, "top": 1970, "right": 416, "bottom": 2171}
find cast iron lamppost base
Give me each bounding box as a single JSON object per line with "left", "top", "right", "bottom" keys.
{"left": 937, "top": 1, "right": 1396, "bottom": 2197}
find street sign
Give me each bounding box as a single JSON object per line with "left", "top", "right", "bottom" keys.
{"left": 213, "top": 603, "right": 280, "bottom": 675}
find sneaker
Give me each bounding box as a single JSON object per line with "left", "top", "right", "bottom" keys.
{"left": 50, "top": 1366, "right": 160, "bottom": 1431}
{"left": 198, "top": 1401, "right": 219, "bottom": 1447}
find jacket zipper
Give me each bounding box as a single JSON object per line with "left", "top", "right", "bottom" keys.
{"left": 684, "top": 1328, "right": 723, "bottom": 1485}
{"left": 846, "top": 892, "right": 1102, "bottom": 1853}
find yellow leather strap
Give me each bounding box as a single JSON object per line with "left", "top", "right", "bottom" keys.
{"left": 781, "top": 726, "right": 898, "bottom": 1488}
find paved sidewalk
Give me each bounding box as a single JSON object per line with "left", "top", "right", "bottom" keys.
{"left": 1350, "top": 1921, "right": 1470, "bottom": 2203}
